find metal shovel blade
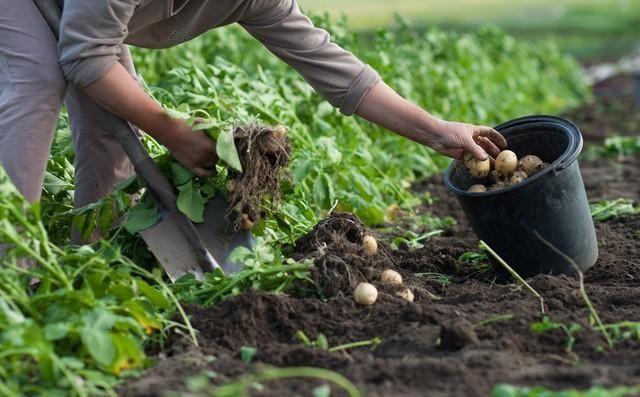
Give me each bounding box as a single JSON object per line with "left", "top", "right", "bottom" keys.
{"left": 140, "top": 195, "right": 253, "bottom": 281}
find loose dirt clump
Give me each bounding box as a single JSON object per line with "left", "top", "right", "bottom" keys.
{"left": 226, "top": 124, "right": 291, "bottom": 232}
{"left": 292, "top": 213, "right": 394, "bottom": 297}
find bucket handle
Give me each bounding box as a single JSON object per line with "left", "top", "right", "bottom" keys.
{"left": 555, "top": 129, "right": 583, "bottom": 171}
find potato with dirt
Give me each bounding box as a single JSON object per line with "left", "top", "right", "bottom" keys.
{"left": 495, "top": 150, "right": 517, "bottom": 174}
{"left": 519, "top": 155, "right": 545, "bottom": 176}
{"left": 354, "top": 282, "right": 378, "bottom": 305}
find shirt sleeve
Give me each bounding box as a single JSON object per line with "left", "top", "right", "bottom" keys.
{"left": 58, "top": 0, "right": 137, "bottom": 87}
{"left": 239, "top": 0, "right": 380, "bottom": 116}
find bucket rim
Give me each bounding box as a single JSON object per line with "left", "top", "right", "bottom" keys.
{"left": 443, "top": 114, "right": 583, "bottom": 197}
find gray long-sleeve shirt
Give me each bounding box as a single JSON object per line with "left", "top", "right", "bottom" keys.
{"left": 57, "top": 0, "right": 380, "bottom": 115}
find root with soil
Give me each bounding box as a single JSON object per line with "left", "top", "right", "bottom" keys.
{"left": 226, "top": 124, "right": 291, "bottom": 233}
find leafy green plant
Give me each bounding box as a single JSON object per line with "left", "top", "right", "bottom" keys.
{"left": 172, "top": 237, "right": 314, "bottom": 306}
{"left": 590, "top": 199, "right": 638, "bottom": 222}
{"left": 531, "top": 316, "right": 582, "bottom": 352}
{"left": 0, "top": 167, "right": 192, "bottom": 396}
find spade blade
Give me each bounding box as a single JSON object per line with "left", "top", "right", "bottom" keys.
{"left": 139, "top": 194, "right": 253, "bottom": 281}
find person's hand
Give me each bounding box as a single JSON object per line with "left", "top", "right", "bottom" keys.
{"left": 159, "top": 118, "right": 218, "bottom": 177}
{"left": 426, "top": 120, "right": 508, "bottom": 160}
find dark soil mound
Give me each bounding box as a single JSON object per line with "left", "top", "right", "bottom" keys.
{"left": 120, "top": 151, "right": 640, "bottom": 397}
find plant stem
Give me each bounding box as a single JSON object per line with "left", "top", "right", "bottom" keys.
{"left": 533, "top": 231, "right": 613, "bottom": 348}
{"left": 479, "top": 240, "right": 545, "bottom": 315}
{"left": 329, "top": 337, "right": 382, "bottom": 352}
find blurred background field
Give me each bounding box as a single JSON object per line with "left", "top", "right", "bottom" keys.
{"left": 298, "top": 0, "right": 640, "bottom": 61}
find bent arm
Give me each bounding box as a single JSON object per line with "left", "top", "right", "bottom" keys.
{"left": 356, "top": 81, "right": 507, "bottom": 160}
{"left": 240, "top": 0, "right": 380, "bottom": 115}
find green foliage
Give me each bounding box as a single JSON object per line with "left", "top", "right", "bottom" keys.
{"left": 590, "top": 199, "right": 638, "bottom": 222}
{"left": 531, "top": 316, "right": 581, "bottom": 352}
{"left": 171, "top": 237, "right": 314, "bottom": 306}
{"left": 0, "top": 167, "right": 190, "bottom": 396}
{"left": 583, "top": 136, "right": 640, "bottom": 160}
{"left": 492, "top": 384, "right": 640, "bottom": 397}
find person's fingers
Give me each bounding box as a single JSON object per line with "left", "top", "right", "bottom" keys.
{"left": 474, "top": 126, "right": 507, "bottom": 149}
{"left": 464, "top": 137, "right": 489, "bottom": 161}
{"left": 475, "top": 136, "right": 501, "bottom": 158}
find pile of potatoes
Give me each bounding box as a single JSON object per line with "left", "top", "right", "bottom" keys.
{"left": 464, "top": 150, "right": 547, "bottom": 192}
{"left": 353, "top": 235, "right": 415, "bottom": 306}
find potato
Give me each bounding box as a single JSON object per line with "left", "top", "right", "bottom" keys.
{"left": 520, "top": 155, "right": 545, "bottom": 176}
{"left": 489, "top": 170, "right": 509, "bottom": 184}
{"left": 363, "top": 235, "right": 378, "bottom": 257}
{"left": 354, "top": 282, "right": 378, "bottom": 306}
{"left": 495, "top": 150, "right": 518, "bottom": 174}
{"left": 381, "top": 269, "right": 403, "bottom": 286}
{"left": 468, "top": 157, "right": 490, "bottom": 178}
{"left": 241, "top": 213, "right": 254, "bottom": 230}
{"left": 509, "top": 170, "right": 528, "bottom": 185}
{"left": 468, "top": 184, "right": 486, "bottom": 193}
{"left": 226, "top": 179, "right": 237, "bottom": 193}
{"left": 273, "top": 124, "right": 287, "bottom": 139}
{"left": 396, "top": 288, "right": 415, "bottom": 302}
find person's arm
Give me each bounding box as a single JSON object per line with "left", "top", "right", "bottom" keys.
{"left": 58, "top": 0, "right": 216, "bottom": 176}
{"left": 355, "top": 81, "right": 506, "bottom": 160}
{"left": 82, "top": 63, "right": 217, "bottom": 177}
{"left": 240, "top": 0, "right": 505, "bottom": 159}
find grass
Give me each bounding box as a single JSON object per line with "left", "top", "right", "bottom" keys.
{"left": 299, "top": 0, "right": 640, "bottom": 60}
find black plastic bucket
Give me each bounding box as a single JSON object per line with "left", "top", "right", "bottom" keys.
{"left": 443, "top": 115, "right": 598, "bottom": 277}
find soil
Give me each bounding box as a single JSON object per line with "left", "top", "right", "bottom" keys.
{"left": 119, "top": 94, "right": 640, "bottom": 397}
{"left": 121, "top": 155, "right": 640, "bottom": 397}
{"left": 226, "top": 124, "right": 291, "bottom": 232}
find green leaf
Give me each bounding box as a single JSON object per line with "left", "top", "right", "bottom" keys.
{"left": 114, "top": 175, "right": 141, "bottom": 194}
{"left": 216, "top": 128, "right": 243, "bottom": 172}
{"left": 313, "top": 384, "right": 331, "bottom": 397}
{"left": 124, "top": 200, "right": 158, "bottom": 234}
{"left": 177, "top": 180, "right": 205, "bottom": 223}
{"left": 240, "top": 346, "right": 257, "bottom": 364}
{"left": 83, "top": 329, "right": 116, "bottom": 367}
{"left": 135, "top": 279, "right": 172, "bottom": 310}
{"left": 171, "top": 162, "right": 195, "bottom": 186}
{"left": 44, "top": 323, "right": 69, "bottom": 341}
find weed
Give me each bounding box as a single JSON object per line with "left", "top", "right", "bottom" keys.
{"left": 531, "top": 316, "right": 582, "bottom": 352}
{"left": 590, "top": 199, "right": 638, "bottom": 222}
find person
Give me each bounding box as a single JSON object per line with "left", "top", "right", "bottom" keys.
{"left": 0, "top": 0, "right": 506, "bottom": 212}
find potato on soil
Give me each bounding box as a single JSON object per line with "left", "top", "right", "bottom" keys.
{"left": 467, "top": 157, "right": 490, "bottom": 178}
{"left": 354, "top": 282, "right": 378, "bottom": 306}
{"left": 520, "top": 155, "right": 545, "bottom": 176}
{"left": 495, "top": 150, "right": 518, "bottom": 174}
{"left": 396, "top": 288, "right": 414, "bottom": 302}
{"left": 509, "top": 170, "right": 528, "bottom": 185}
{"left": 363, "top": 235, "right": 378, "bottom": 256}
{"left": 380, "top": 269, "right": 403, "bottom": 285}
{"left": 468, "top": 184, "right": 486, "bottom": 193}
